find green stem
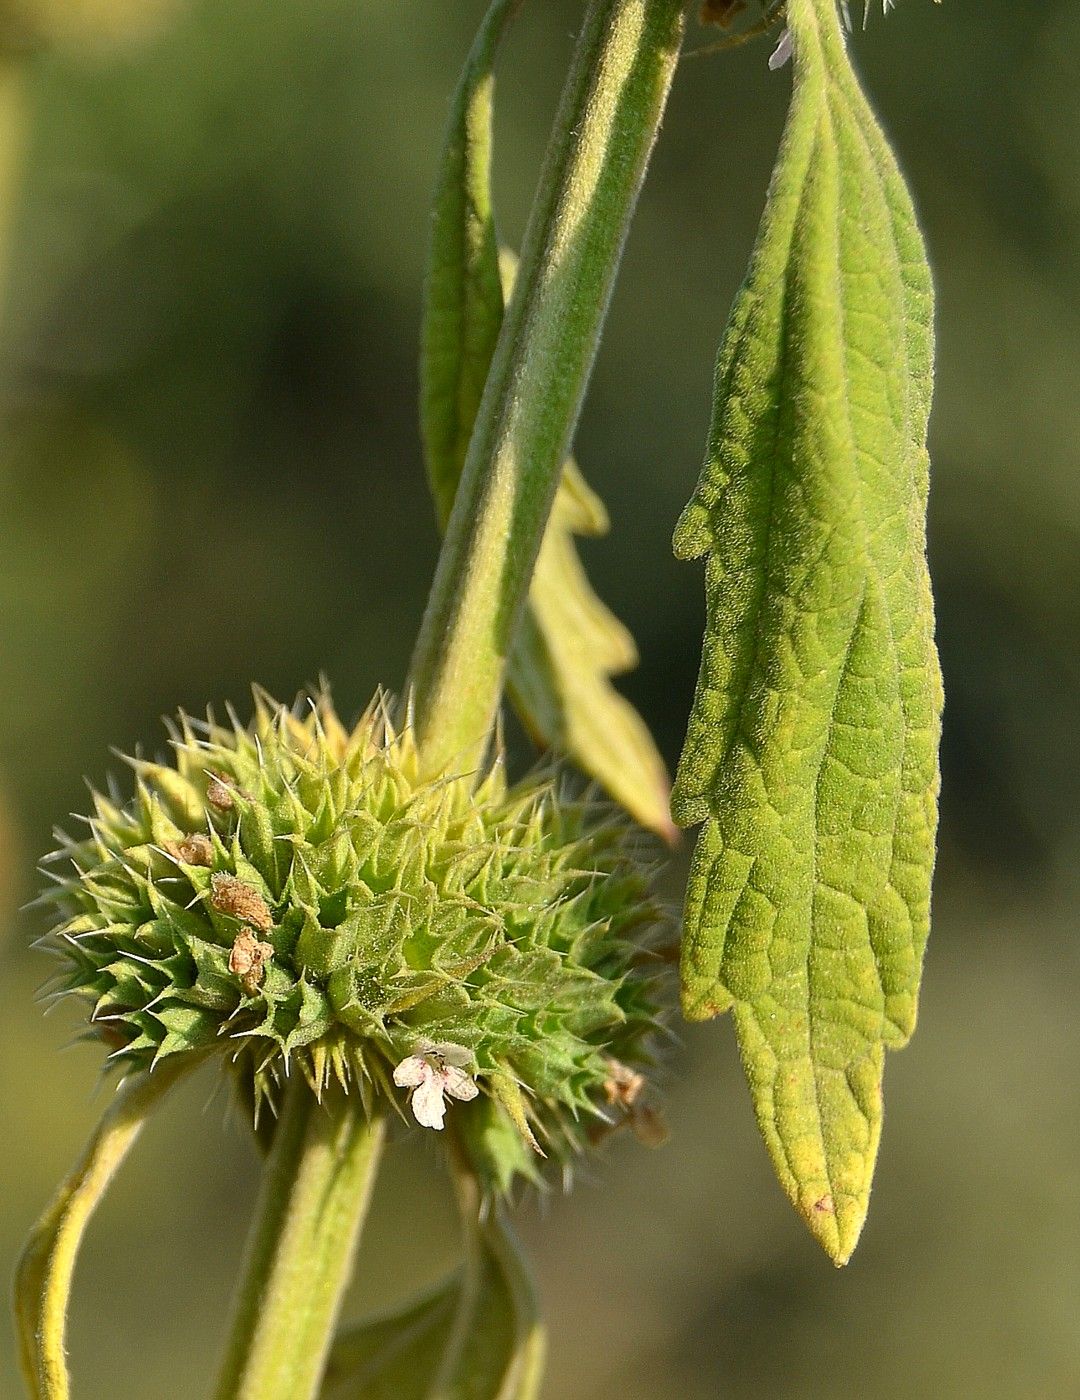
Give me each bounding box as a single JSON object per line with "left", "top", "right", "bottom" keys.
{"left": 14, "top": 1059, "right": 197, "bottom": 1400}
{"left": 213, "top": 1079, "right": 385, "bottom": 1400}
{"left": 408, "top": 0, "right": 688, "bottom": 778}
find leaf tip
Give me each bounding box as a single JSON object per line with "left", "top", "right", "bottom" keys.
{"left": 649, "top": 791, "right": 680, "bottom": 848}
{"left": 796, "top": 1187, "right": 867, "bottom": 1266}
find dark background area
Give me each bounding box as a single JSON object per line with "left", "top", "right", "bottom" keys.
{"left": 2, "top": 1, "right": 1078, "bottom": 1395}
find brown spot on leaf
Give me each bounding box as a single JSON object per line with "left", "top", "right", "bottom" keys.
{"left": 211, "top": 872, "right": 273, "bottom": 933}
{"left": 814, "top": 1194, "right": 835, "bottom": 1215}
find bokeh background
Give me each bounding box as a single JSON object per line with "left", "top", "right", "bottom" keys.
{"left": 1, "top": 1, "right": 1078, "bottom": 1395}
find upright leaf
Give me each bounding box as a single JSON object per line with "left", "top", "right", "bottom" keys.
{"left": 420, "top": 0, "right": 514, "bottom": 527}
{"left": 420, "top": 0, "right": 672, "bottom": 840}
{"left": 14, "top": 1061, "right": 195, "bottom": 1399}
{"left": 672, "top": 0, "right": 942, "bottom": 1263}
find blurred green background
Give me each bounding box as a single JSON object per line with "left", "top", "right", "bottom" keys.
{"left": 2, "top": 1, "right": 1078, "bottom": 1395}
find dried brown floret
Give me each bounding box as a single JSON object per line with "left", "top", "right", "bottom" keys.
{"left": 211, "top": 872, "right": 273, "bottom": 933}
{"left": 205, "top": 774, "right": 235, "bottom": 811}
{"left": 165, "top": 833, "right": 214, "bottom": 867}
{"left": 228, "top": 928, "right": 274, "bottom": 996}
{"left": 602, "top": 1058, "right": 645, "bottom": 1109}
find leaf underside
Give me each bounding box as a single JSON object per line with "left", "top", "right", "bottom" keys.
{"left": 420, "top": 0, "right": 673, "bottom": 841}
{"left": 672, "top": 0, "right": 942, "bottom": 1264}
{"left": 321, "top": 1212, "right": 543, "bottom": 1400}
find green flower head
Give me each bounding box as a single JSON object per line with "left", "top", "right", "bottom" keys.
{"left": 41, "top": 688, "right": 669, "bottom": 1191}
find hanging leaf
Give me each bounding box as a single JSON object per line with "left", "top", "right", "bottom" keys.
{"left": 672, "top": 0, "right": 942, "bottom": 1264}
{"left": 420, "top": 0, "right": 673, "bottom": 841}
{"left": 437, "top": 1205, "right": 544, "bottom": 1400}
{"left": 14, "top": 1061, "right": 196, "bottom": 1399}
{"left": 320, "top": 1209, "right": 543, "bottom": 1400}
{"left": 508, "top": 456, "right": 676, "bottom": 844}
{"left": 321, "top": 1276, "right": 460, "bottom": 1399}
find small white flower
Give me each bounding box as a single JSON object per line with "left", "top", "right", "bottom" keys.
{"left": 768, "top": 27, "right": 793, "bottom": 71}
{"left": 393, "top": 1040, "right": 478, "bottom": 1131}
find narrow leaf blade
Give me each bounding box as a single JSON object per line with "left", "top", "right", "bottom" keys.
{"left": 673, "top": 0, "right": 942, "bottom": 1263}
{"left": 420, "top": 0, "right": 516, "bottom": 529}
{"left": 14, "top": 1061, "right": 194, "bottom": 1399}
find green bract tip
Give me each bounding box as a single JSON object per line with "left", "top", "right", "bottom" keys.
{"left": 40, "top": 688, "right": 668, "bottom": 1191}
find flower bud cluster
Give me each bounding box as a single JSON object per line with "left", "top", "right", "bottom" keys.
{"left": 42, "top": 690, "right": 667, "bottom": 1188}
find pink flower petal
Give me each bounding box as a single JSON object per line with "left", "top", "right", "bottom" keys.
{"left": 442, "top": 1065, "right": 479, "bottom": 1102}
{"left": 393, "top": 1055, "right": 428, "bottom": 1088}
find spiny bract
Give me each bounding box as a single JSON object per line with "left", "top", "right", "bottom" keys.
{"left": 41, "top": 689, "right": 666, "bottom": 1190}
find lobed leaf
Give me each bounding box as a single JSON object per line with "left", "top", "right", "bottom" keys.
{"left": 508, "top": 460, "right": 675, "bottom": 844}
{"left": 419, "top": 0, "right": 672, "bottom": 840}
{"left": 672, "top": 0, "right": 942, "bottom": 1263}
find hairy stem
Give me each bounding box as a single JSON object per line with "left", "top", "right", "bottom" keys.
{"left": 213, "top": 1080, "right": 385, "bottom": 1400}
{"left": 408, "top": 0, "right": 688, "bottom": 778}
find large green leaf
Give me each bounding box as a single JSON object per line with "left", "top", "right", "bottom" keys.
{"left": 672, "top": 0, "right": 942, "bottom": 1264}
{"left": 420, "top": 0, "right": 672, "bottom": 841}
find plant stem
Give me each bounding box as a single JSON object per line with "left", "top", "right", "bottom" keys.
{"left": 213, "top": 1079, "right": 385, "bottom": 1400}
{"left": 408, "top": 0, "right": 688, "bottom": 778}
{"left": 15, "top": 1059, "right": 197, "bottom": 1400}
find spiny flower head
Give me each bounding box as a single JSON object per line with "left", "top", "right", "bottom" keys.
{"left": 40, "top": 688, "right": 668, "bottom": 1191}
